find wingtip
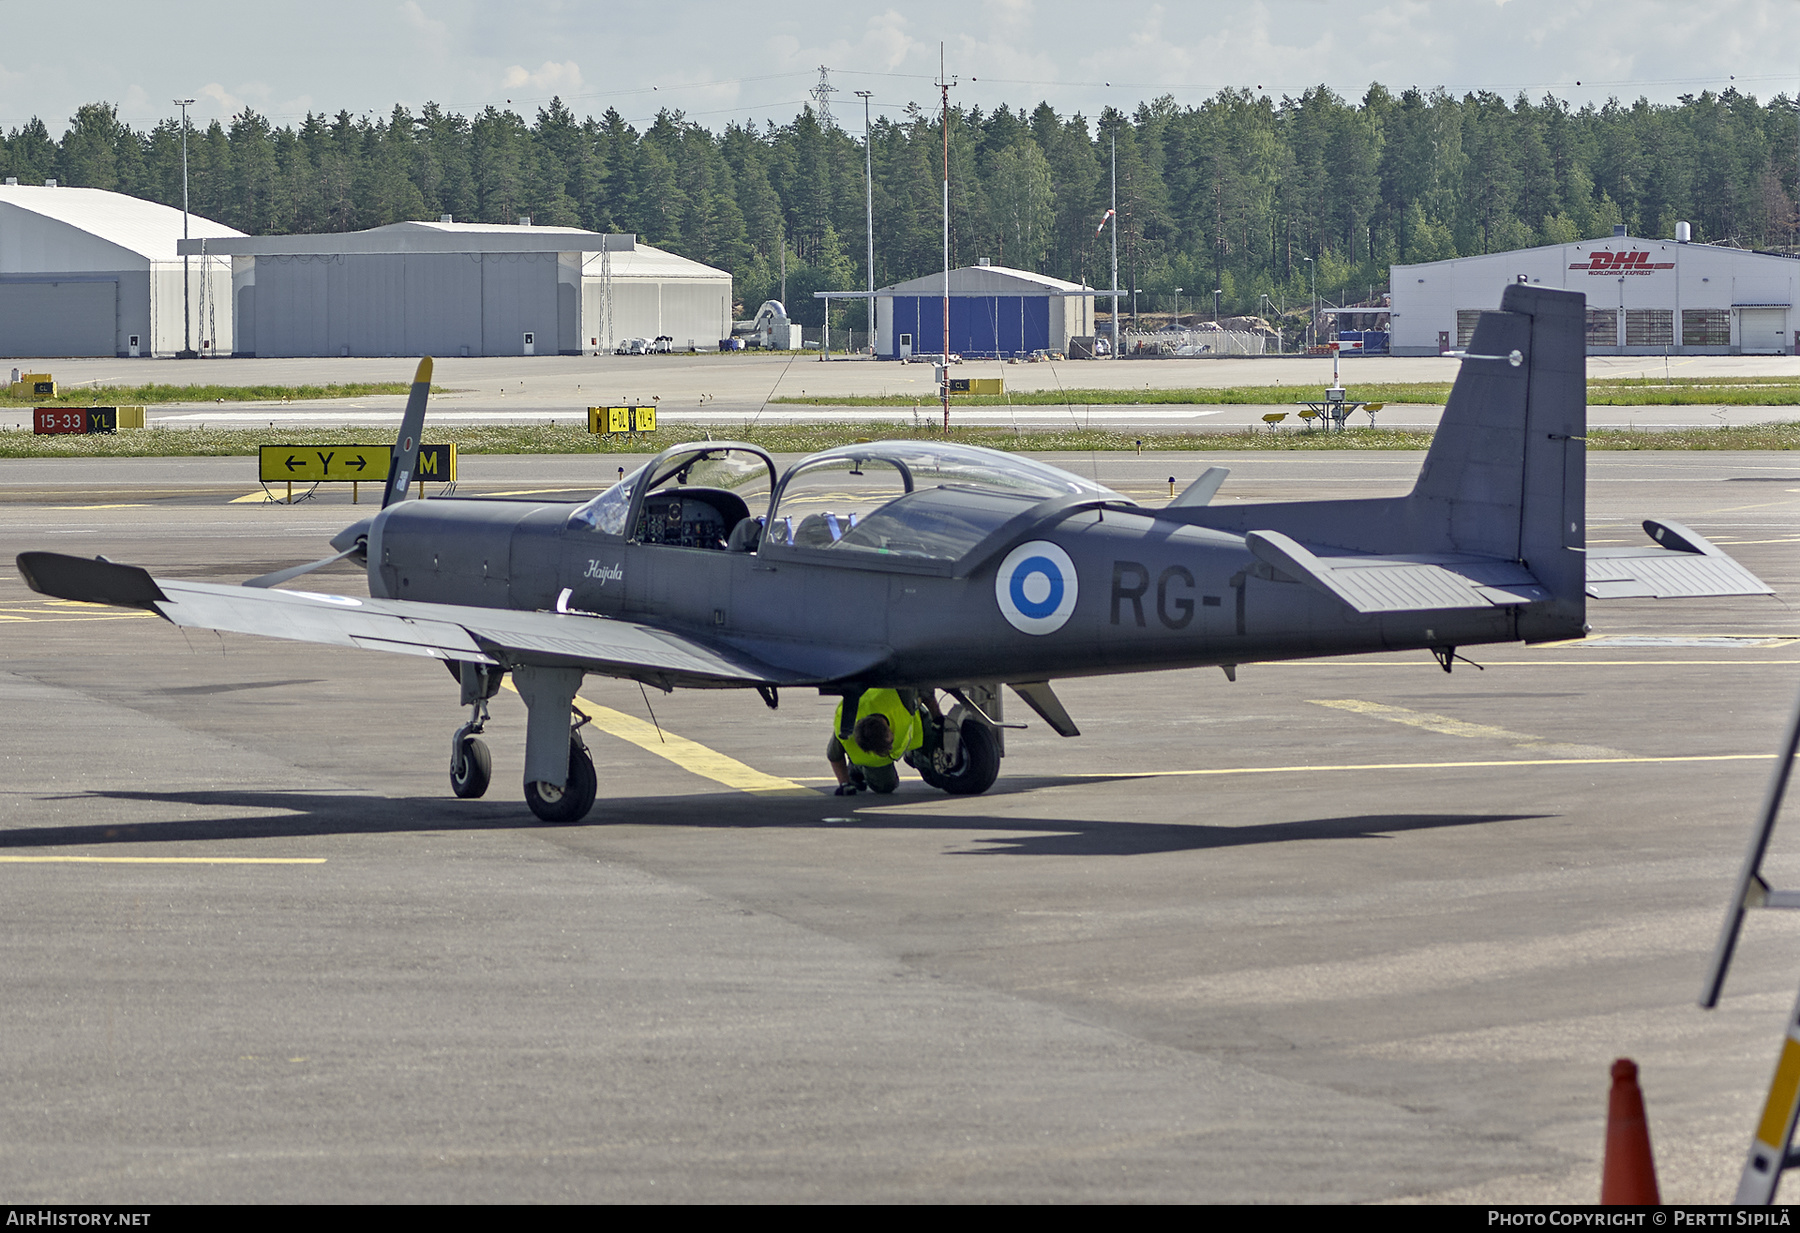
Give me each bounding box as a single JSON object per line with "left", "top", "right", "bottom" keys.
{"left": 414, "top": 356, "right": 433, "bottom": 385}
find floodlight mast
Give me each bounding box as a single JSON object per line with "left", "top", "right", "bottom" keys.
{"left": 939, "top": 47, "right": 954, "bottom": 432}
{"left": 174, "top": 98, "right": 196, "bottom": 359}
{"left": 1101, "top": 133, "right": 1116, "bottom": 358}
{"left": 856, "top": 90, "right": 874, "bottom": 354}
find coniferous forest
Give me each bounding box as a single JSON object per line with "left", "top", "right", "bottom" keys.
{"left": 11, "top": 85, "right": 1799, "bottom": 329}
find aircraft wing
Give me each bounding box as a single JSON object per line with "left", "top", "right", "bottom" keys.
{"left": 1245, "top": 531, "right": 1552, "bottom": 613}
{"left": 1584, "top": 520, "right": 1772, "bottom": 600}
{"left": 16, "top": 552, "right": 825, "bottom": 689}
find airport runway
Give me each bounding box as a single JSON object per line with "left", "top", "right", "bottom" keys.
{"left": 4, "top": 449, "right": 1800, "bottom": 1202}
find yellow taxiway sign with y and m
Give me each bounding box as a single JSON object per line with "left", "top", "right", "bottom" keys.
{"left": 258, "top": 444, "right": 456, "bottom": 484}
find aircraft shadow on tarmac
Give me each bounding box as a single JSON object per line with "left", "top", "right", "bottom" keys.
{"left": 9, "top": 787, "right": 1546, "bottom": 859}
{"left": 812, "top": 809, "right": 1549, "bottom": 857}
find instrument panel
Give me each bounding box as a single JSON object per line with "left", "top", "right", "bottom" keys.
{"left": 634, "top": 491, "right": 734, "bottom": 549}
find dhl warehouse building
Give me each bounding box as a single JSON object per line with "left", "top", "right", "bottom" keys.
{"left": 1389, "top": 228, "right": 1800, "bottom": 356}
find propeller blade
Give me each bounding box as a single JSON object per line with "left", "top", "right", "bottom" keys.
{"left": 381, "top": 356, "right": 434, "bottom": 508}
{"left": 244, "top": 546, "right": 359, "bottom": 589}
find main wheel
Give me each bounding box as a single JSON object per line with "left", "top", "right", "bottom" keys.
{"left": 450, "top": 735, "right": 492, "bottom": 799}
{"left": 916, "top": 718, "right": 1000, "bottom": 796}
{"left": 524, "top": 740, "right": 598, "bottom": 824}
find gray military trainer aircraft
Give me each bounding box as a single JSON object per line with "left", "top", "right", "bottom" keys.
{"left": 16, "top": 284, "right": 1771, "bottom": 822}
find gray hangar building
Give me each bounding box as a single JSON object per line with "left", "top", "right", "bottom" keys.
{"left": 1390, "top": 230, "right": 1800, "bottom": 356}
{"left": 872, "top": 262, "right": 1096, "bottom": 359}
{"left": 180, "top": 221, "right": 733, "bottom": 358}
{"left": 0, "top": 183, "right": 242, "bottom": 358}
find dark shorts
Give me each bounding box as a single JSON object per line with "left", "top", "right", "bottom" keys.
{"left": 826, "top": 735, "right": 900, "bottom": 793}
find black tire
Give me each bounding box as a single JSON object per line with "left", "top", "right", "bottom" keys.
{"left": 917, "top": 718, "right": 1000, "bottom": 796}
{"left": 450, "top": 735, "right": 492, "bottom": 799}
{"left": 524, "top": 741, "right": 598, "bottom": 824}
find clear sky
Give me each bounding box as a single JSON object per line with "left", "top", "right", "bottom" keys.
{"left": 5, "top": 0, "right": 1796, "bottom": 136}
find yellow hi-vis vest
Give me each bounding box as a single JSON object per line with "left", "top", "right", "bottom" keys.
{"left": 834, "top": 689, "right": 925, "bottom": 767}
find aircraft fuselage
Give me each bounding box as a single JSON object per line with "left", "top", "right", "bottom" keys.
{"left": 365, "top": 495, "right": 1525, "bottom": 691}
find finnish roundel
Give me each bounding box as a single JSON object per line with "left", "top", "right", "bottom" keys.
{"left": 995, "top": 541, "right": 1078, "bottom": 635}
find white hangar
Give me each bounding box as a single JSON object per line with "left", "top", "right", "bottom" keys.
{"left": 1390, "top": 229, "right": 1800, "bottom": 356}
{"left": 180, "top": 221, "right": 733, "bottom": 358}
{"left": 0, "top": 183, "right": 242, "bottom": 358}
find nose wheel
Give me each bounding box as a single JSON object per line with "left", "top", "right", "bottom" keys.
{"left": 450, "top": 733, "right": 492, "bottom": 798}
{"left": 449, "top": 694, "right": 494, "bottom": 799}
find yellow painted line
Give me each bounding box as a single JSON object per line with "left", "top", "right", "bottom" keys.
{"left": 500, "top": 681, "right": 815, "bottom": 797}
{"left": 0, "top": 610, "right": 156, "bottom": 623}
{"left": 0, "top": 856, "right": 326, "bottom": 864}
{"left": 1262, "top": 659, "right": 1800, "bottom": 667}
{"left": 1069, "top": 752, "right": 1776, "bottom": 778}
{"left": 480, "top": 488, "right": 591, "bottom": 497}
{"left": 230, "top": 490, "right": 278, "bottom": 503}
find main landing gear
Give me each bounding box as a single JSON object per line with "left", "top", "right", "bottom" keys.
{"left": 905, "top": 687, "right": 1004, "bottom": 796}
{"left": 448, "top": 661, "right": 601, "bottom": 825}
{"left": 913, "top": 715, "right": 1000, "bottom": 795}
{"left": 523, "top": 732, "right": 597, "bottom": 824}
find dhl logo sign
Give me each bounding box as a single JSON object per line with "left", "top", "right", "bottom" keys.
{"left": 1569, "top": 250, "right": 1675, "bottom": 274}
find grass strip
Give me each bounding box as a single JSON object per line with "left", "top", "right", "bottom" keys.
{"left": 0, "top": 382, "right": 444, "bottom": 407}
{"left": 6, "top": 420, "right": 1800, "bottom": 459}
{"left": 773, "top": 376, "right": 1800, "bottom": 408}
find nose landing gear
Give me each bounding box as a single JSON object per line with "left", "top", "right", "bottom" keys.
{"left": 449, "top": 661, "right": 501, "bottom": 799}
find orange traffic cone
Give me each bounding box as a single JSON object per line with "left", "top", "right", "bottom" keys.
{"left": 1602, "top": 1058, "right": 1661, "bottom": 1204}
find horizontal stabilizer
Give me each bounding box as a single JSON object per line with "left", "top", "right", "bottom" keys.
{"left": 1245, "top": 530, "right": 1551, "bottom": 614}
{"left": 1586, "top": 519, "right": 1772, "bottom": 599}
{"left": 1169, "top": 467, "right": 1229, "bottom": 508}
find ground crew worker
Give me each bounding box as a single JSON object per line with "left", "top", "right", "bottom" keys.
{"left": 827, "top": 687, "right": 941, "bottom": 795}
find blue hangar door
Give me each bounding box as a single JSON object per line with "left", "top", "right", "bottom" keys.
{"left": 888, "top": 296, "right": 1050, "bottom": 357}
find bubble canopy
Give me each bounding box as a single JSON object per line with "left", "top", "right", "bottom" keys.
{"left": 764, "top": 441, "right": 1131, "bottom": 564}
{"left": 567, "top": 439, "right": 1131, "bottom": 563}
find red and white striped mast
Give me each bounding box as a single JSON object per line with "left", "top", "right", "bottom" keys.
{"left": 938, "top": 46, "right": 954, "bottom": 432}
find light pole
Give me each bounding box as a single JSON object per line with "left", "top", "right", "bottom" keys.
{"left": 174, "top": 98, "right": 196, "bottom": 359}
{"left": 1213, "top": 288, "right": 1222, "bottom": 322}
{"left": 1302, "top": 255, "right": 1315, "bottom": 350}
{"left": 1173, "top": 287, "right": 1181, "bottom": 328}
{"left": 855, "top": 90, "right": 874, "bottom": 355}
{"left": 1109, "top": 133, "right": 1119, "bottom": 358}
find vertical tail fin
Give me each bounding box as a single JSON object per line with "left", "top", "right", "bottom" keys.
{"left": 1163, "top": 284, "right": 1587, "bottom": 640}
{"left": 381, "top": 357, "right": 434, "bottom": 508}
{"left": 1411, "top": 283, "right": 1586, "bottom": 639}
